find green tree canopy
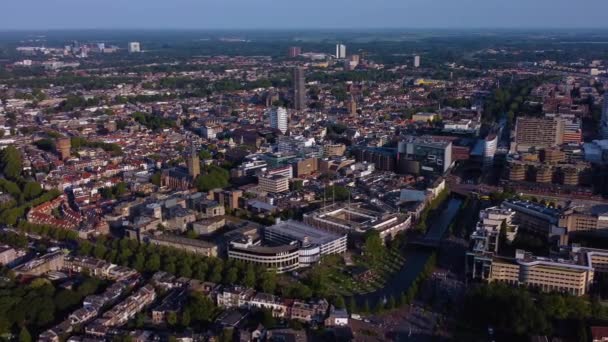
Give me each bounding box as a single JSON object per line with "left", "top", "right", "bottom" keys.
{"left": 1, "top": 145, "right": 23, "bottom": 180}
{"left": 18, "top": 327, "right": 31, "bottom": 342}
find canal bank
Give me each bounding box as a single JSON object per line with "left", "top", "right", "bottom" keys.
{"left": 353, "top": 197, "right": 463, "bottom": 308}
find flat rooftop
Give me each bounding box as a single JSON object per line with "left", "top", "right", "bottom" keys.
{"left": 306, "top": 202, "right": 386, "bottom": 227}
{"left": 504, "top": 200, "right": 560, "bottom": 222}
{"left": 402, "top": 135, "right": 452, "bottom": 149}
{"left": 230, "top": 241, "right": 299, "bottom": 256}
{"left": 266, "top": 220, "right": 344, "bottom": 244}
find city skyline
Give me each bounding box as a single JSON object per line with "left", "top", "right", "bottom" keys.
{"left": 2, "top": 0, "right": 608, "bottom": 30}
{"left": 3, "top": 4, "right": 608, "bottom": 340}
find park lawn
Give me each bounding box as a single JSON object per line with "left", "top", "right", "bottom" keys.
{"left": 319, "top": 246, "right": 406, "bottom": 297}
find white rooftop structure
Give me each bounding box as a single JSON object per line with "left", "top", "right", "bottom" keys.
{"left": 266, "top": 220, "right": 341, "bottom": 244}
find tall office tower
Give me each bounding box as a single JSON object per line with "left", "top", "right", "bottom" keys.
{"left": 293, "top": 67, "right": 306, "bottom": 111}
{"left": 602, "top": 93, "right": 608, "bottom": 139}
{"left": 414, "top": 55, "right": 421, "bottom": 68}
{"left": 288, "top": 46, "right": 302, "bottom": 58}
{"left": 128, "top": 42, "right": 141, "bottom": 53}
{"left": 270, "top": 107, "right": 288, "bottom": 134}
{"left": 515, "top": 117, "right": 564, "bottom": 152}
{"left": 483, "top": 134, "right": 497, "bottom": 167}
{"left": 336, "top": 44, "right": 346, "bottom": 59}
{"left": 56, "top": 137, "right": 71, "bottom": 160}
{"left": 186, "top": 147, "right": 201, "bottom": 178}
{"left": 347, "top": 95, "right": 357, "bottom": 117}
{"left": 265, "top": 91, "right": 279, "bottom": 107}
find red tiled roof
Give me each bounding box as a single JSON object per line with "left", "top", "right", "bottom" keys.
{"left": 592, "top": 326, "right": 608, "bottom": 339}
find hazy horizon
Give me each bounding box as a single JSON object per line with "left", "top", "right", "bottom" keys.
{"left": 3, "top": 0, "right": 608, "bottom": 30}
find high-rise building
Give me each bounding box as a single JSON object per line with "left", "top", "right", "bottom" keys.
{"left": 483, "top": 134, "right": 497, "bottom": 167}
{"left": 414, "top": 55, "right": 421, "bottom": 68}
{"left": 265, "top": 91, "right": 280, "bottom": 107}
{"left": 288, "top": 46, "right": 302, "bottom": 58}
{"left": 258, "top": 174, "right": 290, "bottom": 193}
{"left": 128, "top": 42, "right": 141, "bottom": 53}
{"left": 562, "top": 118, "right": 582, "bottom": 144}
{"left": 515, "top": 117, "right": 564, "bottom": 152}
{"left": 56, "top": 137, "right": 71, "bottom": 160}
{"left": 601, "top": 93, "right": 608, "bottom": 139}
{"left": 346, "top": 95, "right": 357, "bottom": 117}
{"left": 335, "top": 44, "right": 346, "bottom": 59}
{"left": 186, "top": 147, "right": 200, "bottom": 178}
{"left": 293, "top": 67, "right": 306, "bottom": 111}
{"left": 270, "top": 107, "right": 288, "bottom": 134}
{"left": 397, "top": 137, "right": 453, "bottom": 175}
{"left": 353, "top": 147, "right": 396, "bottom": 172}
{"left": 345, "top": 55, "right": 360, "bottom": 70}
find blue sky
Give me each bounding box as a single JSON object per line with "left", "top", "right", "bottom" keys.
{"left": 2, "top": 0, "right": 608, "bottom": 30}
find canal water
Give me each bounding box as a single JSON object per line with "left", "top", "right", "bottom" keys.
{"left": 353, "top": 198, "right": 463, "bottom": 306}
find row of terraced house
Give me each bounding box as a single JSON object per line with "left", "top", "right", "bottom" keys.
{"left": 217, "top": 285, "right": 330, "bottom": 323}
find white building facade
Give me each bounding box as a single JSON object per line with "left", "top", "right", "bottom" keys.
{"left": 269, "top": 107, "right": 288, "bottom": 134}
